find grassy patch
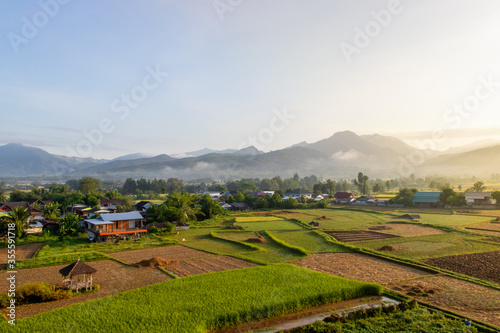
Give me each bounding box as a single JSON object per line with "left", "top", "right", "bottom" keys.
{"left": 403, "top": 213, "right": 492, "bottom": 227}
{"left": 284, "top": 208, "right": 392, "bottom": 231}
{"left": 264, "top": 231, "right": 309, "bottom": 256}
{"left": 2, "top": 265, "right": 382, "bottom": 332}
{"left": 216, "top": 231, "right": 306, "bottom": 263}
{"left": 353, "top": 232, "right": 500, "bottom": 259}
{"left": 15, "top": 251, "right": 109, "bottom": 269}
{"left": 235, "top": 216, "right": 284, "bottom": 222}
{"left": 159, "top": 228, "right": 255, "bottom": 255}
{"left": 235, "top": 220, "right": 304, "bottom": 231}
{"left": 34, "top": 234, "right": 177, "bottom": 258}
{"left": 291, "top": 306, "right": 479, "bottom": 333}
{"left": 270, "top": 230, "right": 350, "bottom": 253}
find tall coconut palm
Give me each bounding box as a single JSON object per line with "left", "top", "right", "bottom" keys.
{"left": 8, "top": 207, "right": 31, "bottom": 238}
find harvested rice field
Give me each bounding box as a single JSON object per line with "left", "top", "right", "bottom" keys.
{"left": 108, "top": 245, "right": 213, "bottom": 264}
{"left": 291, "top": 253, "right": 432, "bottom": 284}
{"left": 422, "top": 250, "right": 500, "bottom": 284}
{"left": 367, "top": 223, "right": 445, "bottom": 237}
{"left": 389, "top": 275, "right": 500, "bottom": 327}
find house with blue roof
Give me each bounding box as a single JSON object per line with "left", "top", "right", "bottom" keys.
{"left": 413, "top": 192, "right": 441, "bottom": 208}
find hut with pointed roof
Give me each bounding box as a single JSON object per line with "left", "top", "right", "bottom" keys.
{"left": 59, "top": 260, "right": 97, "bottom": 291}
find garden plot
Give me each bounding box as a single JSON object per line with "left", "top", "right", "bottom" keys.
{"left": 0, "top": 260, "right": 171, "bottom": 318}
{"left": 326, "top": 230, "right": 400, "bottom": 243}
{"left": 162, "top": 256, "right": 257, "bottom": 277}
{"left": 389, "top": 275, "right": 500, "bottom": 327}
{"left": 368, "top": 223, "right": 444, "bottom": 237}
{"left": 291, "top": 253, "right": 431, "bottom": 285}
{"left": 422, "top": 250, "right": 500, "bottom": 284}
{"left": 108, "top": 245, "right": 212, "bottom": 264}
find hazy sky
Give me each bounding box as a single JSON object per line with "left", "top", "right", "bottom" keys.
{"left": 1, "top": 0, "right": 500, "bottom": 159}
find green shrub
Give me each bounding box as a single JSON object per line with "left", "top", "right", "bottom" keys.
{"left": 0, "top": 281, "right": 100, "bottom": 308}
{"left": 16, "top": 282, "right": 54, "bottom": 304}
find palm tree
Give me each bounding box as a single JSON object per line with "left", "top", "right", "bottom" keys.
{"left": 43, "top": 202, "right": 61, "bottom": 220}
{"left": 166, "top": 193, "right": 198, "bottom": 222}
{"left": 8, "top": 207, "right": 31, "bottom": 238}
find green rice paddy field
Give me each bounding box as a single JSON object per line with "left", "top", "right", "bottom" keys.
{"left": 269, "top": 230, "right": 349, "bottom": 253}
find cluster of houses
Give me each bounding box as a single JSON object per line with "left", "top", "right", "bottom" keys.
{"left": 0, "top": 198, "right": 176, "bottom": 241}
{"left": 412, "top": 192, "right": 497, "bottom": 209}
{"left": 2, "top": 189, "right": 497, "bottom": 240}
{"left": 330, "top": 191, "right": 497, "bottom": 209}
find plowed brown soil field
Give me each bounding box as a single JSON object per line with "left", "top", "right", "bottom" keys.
{"left": 291, "top": 253, "right": 431, "bottom": 284}
{"left": 108, "top": 245, "right": 212, "bottom": 264}
{"left": 422, "top": 250, "right": 500, "bottom": 284}
{"left": 0, "top": 243, "right": 44, "bottom": 264}
{"left": 389, "top": 275, "right": 500, "bottom": 327}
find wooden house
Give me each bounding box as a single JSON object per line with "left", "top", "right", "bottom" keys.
{"left": 84, "top": 211, "right": 146, "bottom": 242}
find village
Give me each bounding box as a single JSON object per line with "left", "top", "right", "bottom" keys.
{"left": 0, "top": 181, "right": 499, "bottom": 331}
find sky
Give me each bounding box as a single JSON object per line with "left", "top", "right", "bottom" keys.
{"left": 1, "top": 0, "right": 500, "bottom": 159}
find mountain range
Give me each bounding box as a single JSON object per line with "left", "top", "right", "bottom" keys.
{"left": 1, "top": 131, "right": 499, "bottom": 180}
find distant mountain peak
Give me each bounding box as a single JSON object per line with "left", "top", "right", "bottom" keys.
{"left": 234, "top": 146, "right": 263, "bottom": 155}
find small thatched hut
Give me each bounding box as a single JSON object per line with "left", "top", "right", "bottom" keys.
{"left": 59, "top": 259, "right": 97, "bottom": 291}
